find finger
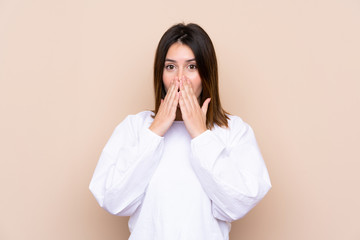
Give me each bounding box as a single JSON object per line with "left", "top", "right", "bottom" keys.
{"left": 174, "top": 76, "right": 179, "bottom": 87}
{"left": 164, "top": 80, "right": 177, "bottom": 108}
{"left": 179, "top": 76, "right": 184, "bottom": 92}
{"left": 171, "top": 91, "right": 180, "bottom": 114}
{"left": 201, "top": 98, "right": 211, "bottom": 115}
{"left": 186, "top": 78, "right": 199, "bottom": 107}
{"left": 171, "top": 81, "right": 180, "bottom": 108}
{"left": 183, "top": 77, "right": 197, "bottom": 110}
{"left": 178, "top": 90, "right": 187, "bottom": 116}
{"left": 180, "top": 78, "right": 193, "bottom": 112}
{"left": 170, "top": 77, "right": 179, "bottom": 96}
{"left": 164, "top": 80, "right": 175, "bottom": 101}
{"left": 178, "top": 80, "right": 187, "bottom": 111}
{"left": 166, "top": 80, "right": 179, "bottom": 112}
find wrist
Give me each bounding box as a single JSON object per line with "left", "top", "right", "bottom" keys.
{"left": 190, "top": 127, "right": 207, "bottom": 139}
{"left": 149, "top": 124, "right": 164, "bottom": 137}
{"left": 150, "top": 119, "right": 172, "bottom": 137}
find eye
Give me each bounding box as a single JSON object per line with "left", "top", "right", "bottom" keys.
{"left": 188, "top": 64, "right": 198, "bottom": 70}
{"left": 165, "top": 64, "right": 176, "bottom": 71}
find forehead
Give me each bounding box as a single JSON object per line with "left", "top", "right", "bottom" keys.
{"left": 165, "top": 42, "right": 195, "bottom": 60}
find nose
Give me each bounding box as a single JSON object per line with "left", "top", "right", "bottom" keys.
{"left": 177, "top": 68, "right": 184, "bottom": 79}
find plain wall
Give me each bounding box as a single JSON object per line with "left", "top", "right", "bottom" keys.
{"left": 1, "top": 0, "right": 359, "bottom": 239}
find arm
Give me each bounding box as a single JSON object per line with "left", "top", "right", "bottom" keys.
{"left": 90, "top": 79, "right": 179, "bottom": 216}
{"left": 190, "top": 119, "right": 271, "bottom": 222}
{"left": 177, "top": 77, "right": 271, "bottom": 221}
{"left": 89, "top": 114, "right": 164, "bottom": 216}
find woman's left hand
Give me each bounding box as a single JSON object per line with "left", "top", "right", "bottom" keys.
{"left": 179, "top": 77, "right": 211, "bottom": 139}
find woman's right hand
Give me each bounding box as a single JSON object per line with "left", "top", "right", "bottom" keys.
{"left": 149, "top": 79, "right": 179, "bottom": 136}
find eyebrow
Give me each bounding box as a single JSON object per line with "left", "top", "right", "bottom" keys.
{"left": 165, "top": 58, "right": 196, "bottom": 63}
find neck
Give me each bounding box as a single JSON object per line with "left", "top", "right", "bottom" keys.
{"left": 175, "top": 108, "right": 182, "bottom": 121}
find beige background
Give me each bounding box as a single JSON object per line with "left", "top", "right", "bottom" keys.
{"left": 1, "top": 0, "right": 359, "bottom": 239}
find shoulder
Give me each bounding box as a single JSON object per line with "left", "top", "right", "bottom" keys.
{"left": 226, "top": 114, "right": 247, "bottom": 127}
{"left": 212, "top": 114, "right": 254, "bottom": 144}
{"left": 116, "top": 110, "right": 154, "bottom": 130}
{"left": 103, "top": 111, "right": 154, "bottom": 154}
{"left": 133, "top": 110, "right": 155, "bottom": 120}
{"left": 109, "top": 110, "right": 154, "bottom": 141}
{"left": 214, "top": 114, "right": 250, "bottom": 133}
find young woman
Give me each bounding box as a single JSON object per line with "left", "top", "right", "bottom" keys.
{"left": 89, "top": 23, "right": 271, "bottom": 240}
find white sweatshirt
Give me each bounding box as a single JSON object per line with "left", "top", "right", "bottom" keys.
{"left": 89, "top": 111, "right": 271, "bottom": 240}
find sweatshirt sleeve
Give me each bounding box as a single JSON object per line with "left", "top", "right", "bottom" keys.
{"left": 89, "top": 114, "right": 164, "bottom": 216}
{"left": 190, "top": 117, "right": 271, "bottom": 222}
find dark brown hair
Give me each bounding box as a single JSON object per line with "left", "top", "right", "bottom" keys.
{"left": 153, "top": 23, "right": 229, "bottom": 129}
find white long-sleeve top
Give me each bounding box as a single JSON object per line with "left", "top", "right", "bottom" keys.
{"left": 89, "top": 111, "right": 271, "bottom": 240}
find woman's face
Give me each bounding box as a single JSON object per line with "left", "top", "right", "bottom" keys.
{"left": 163, "top": 42, "right": 202, "bottom": 100}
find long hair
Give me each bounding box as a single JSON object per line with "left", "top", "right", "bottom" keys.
{"left": 153, "top": 23, "right": 229, "bottom": 129}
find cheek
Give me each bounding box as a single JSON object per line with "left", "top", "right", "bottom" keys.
{"left": 195, "top": 79, "right": 203, "bottom": 95}
{"left": 162, "top": 72, "right": 172, "bottom": 91}
{"left": 190, "top": 75, "right": 203, "bottom": 97}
